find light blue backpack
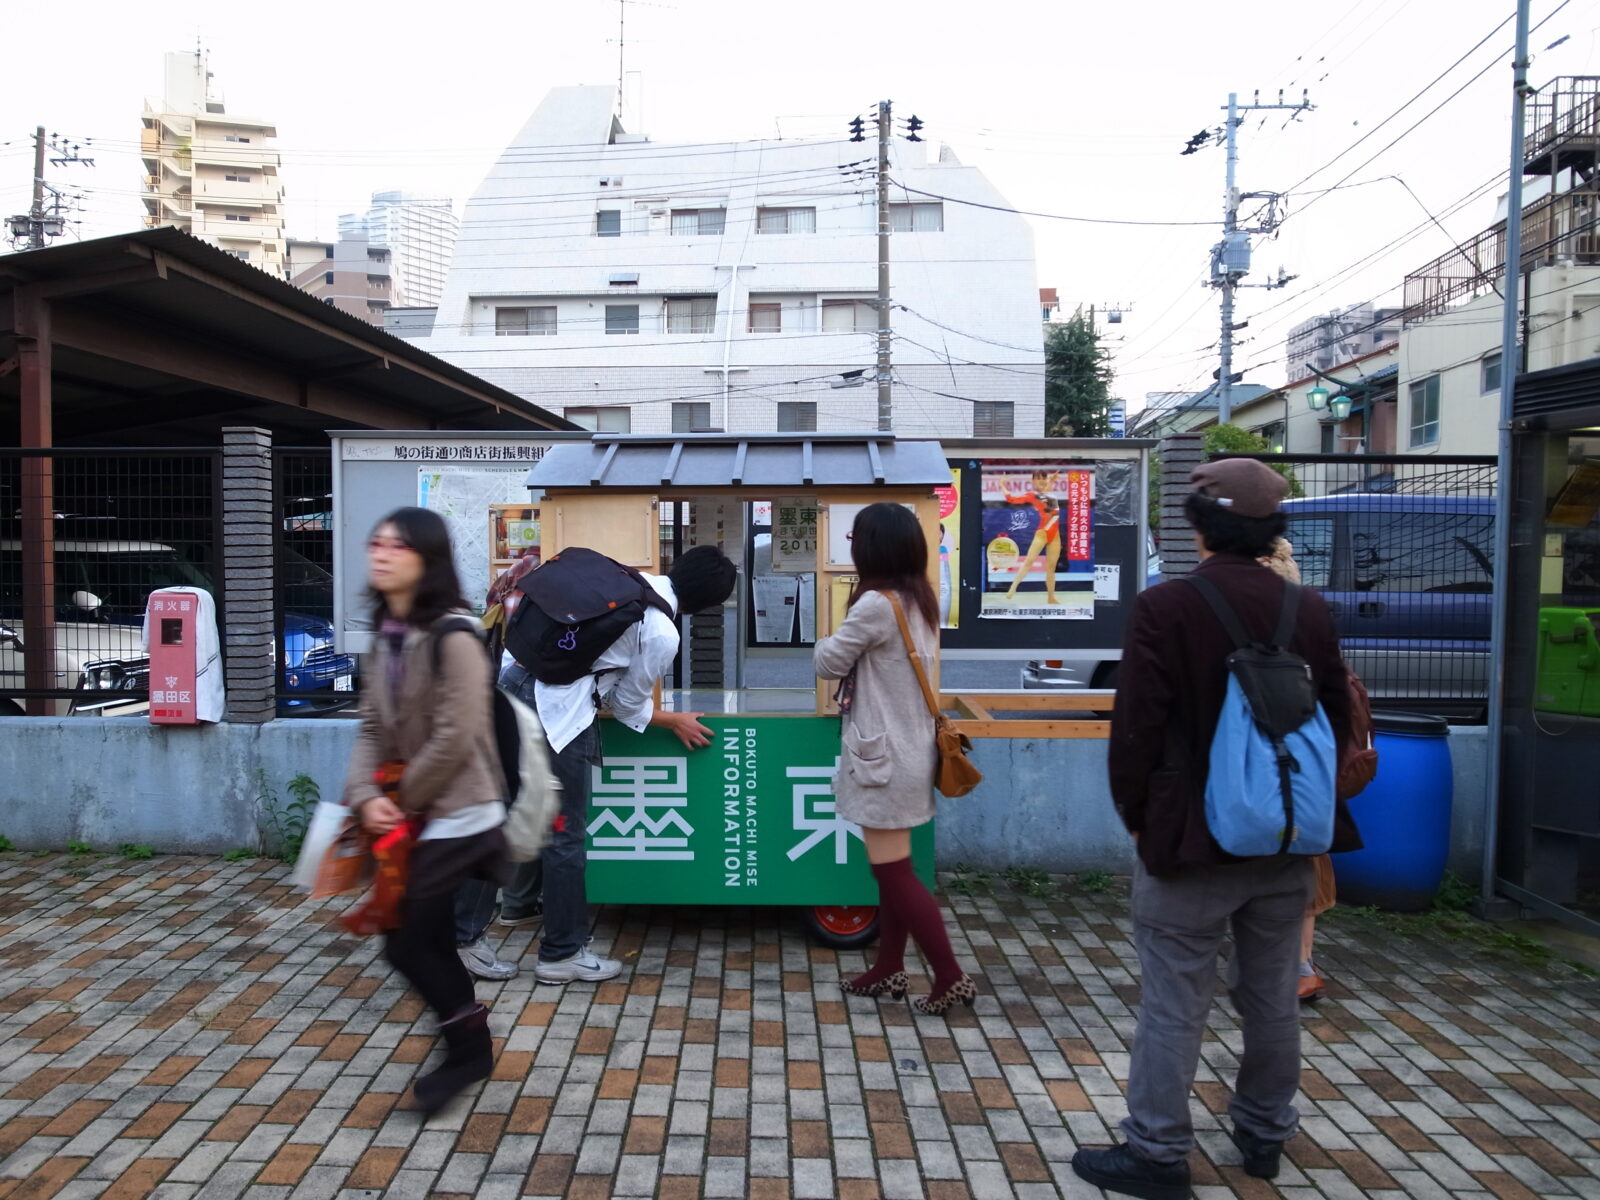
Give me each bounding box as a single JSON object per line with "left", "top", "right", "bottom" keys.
{"left": 1186, "top": 576, "right": 1337, "bottom": 857}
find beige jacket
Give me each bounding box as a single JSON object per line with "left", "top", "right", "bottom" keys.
{"left": 341, "top": 615, "right": 500, "bottom": 817}
{"left": 814, "top": 589, "right": 938, "bottom": 829}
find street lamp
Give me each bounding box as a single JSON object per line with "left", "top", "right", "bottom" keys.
{"left": 1306, "top": 384, "right": 1330, "bottom": 412}
{"left": 1329, "top": 396, "right": 1354, "bottom": 422}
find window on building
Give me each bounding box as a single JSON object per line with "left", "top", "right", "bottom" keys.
{"left": 1408, "top": 374, "right": 1441, "bottom": 447}
{"left": 747, "top": 303, "right": 782, "bottom": 333}
{"left": 1319, "top": 423, "right": 1336, "bottom": 454}
{"left": 756, "top": 207, "right": 817, "bottom": 234}
{"left": 565, "top": 407, "right": 631, "bottom": 433}
{"left": 670, "top": 208, "right": 726, "bottom": 236}
{"left": 1481, "top": 352, "right": 1502, "bottom": 394}
{"left": 224, "top": 174, "right": 253, "bottom": 183}
{"left": 324, "top": 246, "right": 335, "bottom": 259}
{"left": 1258, "top": 421, "right": 1286, "bottom": 453}
{"left": 324, "top": 272, "right": 334, "bottom": 285}
{"left": 672, "top": 402, "right": 714, "bottom": 433}
{"left": 665, "top": 297, "right": 716, "bottom": 335}
{"left": 230, "top": 250, "right": 250, "bottom": 260}
{"left": 821, "top": 299, "right": 874, "bottom": 332}
{"left": 223, "top": 135, "right": 252, "bottom": 143}
{"left": 973, "top": 401, "right": 1014, "bottom": 437}
{"left": 777, "top": 401, "right": 818, "bottom": 433}
{"left": 605, "top": 304, "right": 641, "bottom": 335}
{"left": 225, "top": 213, "right": 250, "bottom": 222}
{"left": 596, "top": 209, "right": 622, "bottom": 237}
{"left": 495, "top": 306, "right": 557, "bottom": 336}
{"left": 889, "top": 202, "right": 944, "bottom": 232}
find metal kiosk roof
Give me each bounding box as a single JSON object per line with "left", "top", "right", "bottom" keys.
{"left": 527, "top": 433, "right": 952, "bottom": 492}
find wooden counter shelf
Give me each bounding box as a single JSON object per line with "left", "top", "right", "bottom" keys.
{"left": 942, "top": 691, "right": 1113, "bottom": 740}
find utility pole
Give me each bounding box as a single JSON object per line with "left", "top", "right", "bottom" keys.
{"left": 1201, "top": 91, "right": 1311, "bottom": 423}
{"left": 848, "top": 102, "right": 923, "bottom": 431}
{"left": 875, "top": 100, "right": 893, "bottom": 431}
{"left": 8, "top": 127, "right": 93, "bottom": 250}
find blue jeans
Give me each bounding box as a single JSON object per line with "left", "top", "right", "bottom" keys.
{"left": 500, "top": 663, "right": 597, "bottom": 963}
{"left": 453, "top": 878, "right": 499, "bottom": 946}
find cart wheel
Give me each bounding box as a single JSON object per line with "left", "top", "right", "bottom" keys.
{"left": 804, "top": 905, "right": 879, "bottom": 949}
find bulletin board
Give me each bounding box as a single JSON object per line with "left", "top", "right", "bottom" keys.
{"left": 936, "top": 440, "right": 1154, "bottom": 656}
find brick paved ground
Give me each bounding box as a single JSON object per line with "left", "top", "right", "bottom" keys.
{"left": 2, "top": 854, "right": 1600, "bottom": 1199}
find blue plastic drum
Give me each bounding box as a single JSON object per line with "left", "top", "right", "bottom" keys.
{"left": 1330, "top": 711, "right": 1453, "bottom": 912}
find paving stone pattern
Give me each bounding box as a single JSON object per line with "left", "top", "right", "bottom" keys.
{"left": 2, "top": 853, "right": 1600, "bottom": 1198}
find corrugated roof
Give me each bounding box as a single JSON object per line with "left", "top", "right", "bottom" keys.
{"left": 528, "top": 434, "right": 952, "bottom": 490}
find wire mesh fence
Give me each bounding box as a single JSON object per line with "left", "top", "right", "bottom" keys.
{"left": 0, "top": 449, "right": 222, "bottom": 715}
{"left": 273, "top": 448, "right": 354, "bottom": 715}
{"left": 1214, "top": 453, "right": 1498, "bottom": 719}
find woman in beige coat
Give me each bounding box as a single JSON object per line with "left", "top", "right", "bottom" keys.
{"left": 815, "top": 502, "right": 976, "bottom": 1014}
{"left": 344, "top": 506, "right": 508, "bottom": 1114}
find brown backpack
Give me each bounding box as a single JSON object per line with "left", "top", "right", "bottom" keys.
{"left": 1337, "top": 667, "right": 1379, "bottom": 800}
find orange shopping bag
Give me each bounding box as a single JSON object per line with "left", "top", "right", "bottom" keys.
{"left": 311, "top": 820, "right": 371, "bottom": 899}
{"left": 339, "top": 818, "right": 421, "bottom": 937}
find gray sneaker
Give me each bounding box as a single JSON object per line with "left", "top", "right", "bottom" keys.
{"left": 457, "top": 936, "right": 518, "bottom": 981}
{"left": 534, "top": 947, "right": 622, "bottom": 985}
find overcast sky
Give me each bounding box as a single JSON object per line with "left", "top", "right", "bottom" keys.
{"left": 3, "top": 0, "right": 1598, "bottom": 410}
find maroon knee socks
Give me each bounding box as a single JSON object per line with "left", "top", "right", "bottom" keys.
{"left": 862, "top": 856, "right": 962, "bottom": 992}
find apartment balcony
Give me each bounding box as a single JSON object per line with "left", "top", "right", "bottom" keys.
{"left": 1526, "top": 77, "right": 1600, "bottom": 176}
{"left": 1403, "top": 188, "right": 1600, "bottom": 322}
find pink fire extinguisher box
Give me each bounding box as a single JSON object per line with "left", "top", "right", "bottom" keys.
{"left": 143, "top": 587, "right": 224, "bottom": 725}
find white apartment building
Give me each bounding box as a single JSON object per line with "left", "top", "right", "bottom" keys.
{"left": 1400, "top": 264, "right": 1600, "bottom": 455}
{"left": 338, "top": 191, "right": 458, "bottom": 308}
{"left": 409, "top": 86, "right": 1043, "bottom": 437}
{"left": 140, "top": 51, "right": 286, "bottom": 276}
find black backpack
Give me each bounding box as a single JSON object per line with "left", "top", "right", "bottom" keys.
{"left": 501, "top": 547, "right": 676, "bottom": 685}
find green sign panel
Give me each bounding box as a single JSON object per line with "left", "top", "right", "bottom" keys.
{"left": 588, "top": 716, "right": 935, "bottom": 906}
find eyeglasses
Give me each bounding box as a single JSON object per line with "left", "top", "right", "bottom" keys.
{"left": 366, "top": 537, "right": 416, "bottom": 553}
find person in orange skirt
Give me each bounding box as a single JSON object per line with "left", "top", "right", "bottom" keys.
{"left": 1003, "top": 471, "right": 1064, "bottom": 605}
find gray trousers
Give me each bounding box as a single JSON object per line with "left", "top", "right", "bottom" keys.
{"left": 1121, "top": 855, "right": 1313, "bottom": 1164}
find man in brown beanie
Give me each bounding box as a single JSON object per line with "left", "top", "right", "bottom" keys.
{"left": 1072, "top": 457, "right": 1360, "bottom": 1200}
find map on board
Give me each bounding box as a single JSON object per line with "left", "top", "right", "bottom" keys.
{"left": 417, "top": 467, "right": 530, "bottom": 612}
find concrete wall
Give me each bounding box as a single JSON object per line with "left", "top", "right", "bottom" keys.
{"left": 0, "top": 718, "right": 1489, "bottom": 882}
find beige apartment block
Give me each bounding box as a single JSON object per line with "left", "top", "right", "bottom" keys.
{"left": 141, "top": 51, "right": 286, "bottom": 277}
{"left": 287, "top": 236, "right": 394, "bottom": 325}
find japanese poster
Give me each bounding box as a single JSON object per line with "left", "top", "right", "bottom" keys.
{"left": 934, "top": 478, "right": 961, "bottom": 628}
{"left": 770, "top": 497, "right": 819, "bottom": 572}
{"left": 979, "top": 463, "right": 1095, "bottom": 619}
{"left": 586, "top": 718, "right": 934, "bottom": 905}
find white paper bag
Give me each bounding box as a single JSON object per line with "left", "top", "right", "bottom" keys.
{"left": 289, "top": 800, "right": 354, "bottom": 890}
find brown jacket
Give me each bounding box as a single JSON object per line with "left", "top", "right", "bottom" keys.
{"left": 341, "top": 616, "right": 500, "bottom": 817}
{"left": 1109, "top": 553, "right": 1361, "bottom": 876}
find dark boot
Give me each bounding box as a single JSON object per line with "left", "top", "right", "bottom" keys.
{"left": 1229, "top": 1126, "right": 1285, "bottom": 1179}
{"left": 414, "top": 1004, "right": 493, "bottom": 1117}
{"left": 1070, "top": 1143, "right": 1192, "bottom": 1200}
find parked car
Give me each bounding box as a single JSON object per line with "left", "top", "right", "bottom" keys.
{"left": 0, "top": 539, "right": 354, "bottom": 716}
{"left": 1280, "top": 494, "right": 1492, "bottom": 716}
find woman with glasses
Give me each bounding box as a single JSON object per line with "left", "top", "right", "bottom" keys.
{"left": 344, "top": 507, "right": 507, "bottom": 1116}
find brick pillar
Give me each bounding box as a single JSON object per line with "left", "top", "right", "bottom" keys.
{"left": 1158, "top": 431, "right": 1205, "bottom": 581}
{"left": 221, "top": 427, "right": 276, "bottom": 723}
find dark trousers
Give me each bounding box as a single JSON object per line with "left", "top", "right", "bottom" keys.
{"left": 384, "top": 845, "right": 476, "bottom": 1020}
{"left": 453, "top": 878, "right": 499, "bottom": 945}
{"left": 500, "top": 665, "right": 597, "bottom": 964}
{"left": 1121, "top": 855, "right": 1313, "bottom": 1162}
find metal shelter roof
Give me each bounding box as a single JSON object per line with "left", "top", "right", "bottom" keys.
{"left": 0, "top": 228, "right": 577, "bottom": 444}
{"left": 528, "top": 434, "right": 952, "bottom": 491}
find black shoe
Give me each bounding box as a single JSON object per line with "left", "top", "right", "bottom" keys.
{"left": 1071, "top": 1143, "right": 1191, "bottom": 1200}
{"left": 1229, "top": 1126, "right": 1284, "bottom": 1179}
{"left": 414, "top": 1004, "right": 493, "bottom": 1117}
{"left": 498, "top": 900, "right": 543, "bottom": 928}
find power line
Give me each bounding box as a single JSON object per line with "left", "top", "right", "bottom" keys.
{"left": 883, "top": 179, "right": 1218, "bottom": 227}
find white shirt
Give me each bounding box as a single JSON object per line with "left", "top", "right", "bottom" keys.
{"left": 534, "top": 574, "right": 679, "bottom": 753}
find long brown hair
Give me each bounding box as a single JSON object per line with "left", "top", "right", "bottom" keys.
{"left": 847, "top": 501, "right": 939, "bottom": 629}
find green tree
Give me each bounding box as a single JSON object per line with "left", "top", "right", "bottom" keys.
{"left": 1044, "top": 312, "right": 1114, "bottom": 438}
{"left": 1202, "top": 424, "right": 1304, "bottom": 497}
